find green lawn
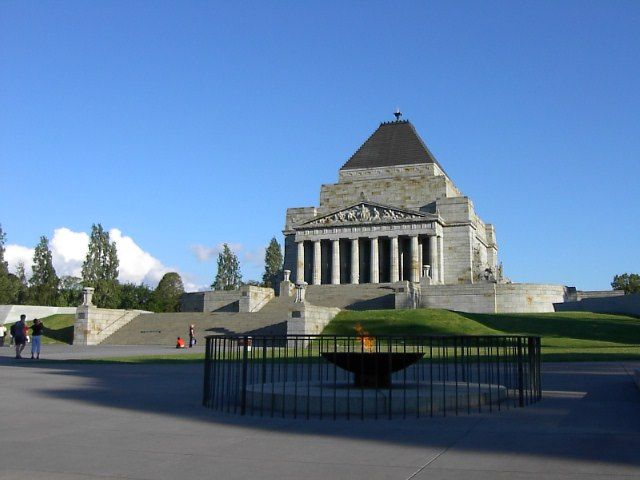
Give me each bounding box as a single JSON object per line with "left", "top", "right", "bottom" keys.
{"left": 8, "top": 309, "right": 640, "bottom": 363}
{"left": 322, "top": 309, "right": 640, "bottom": 362}
{"left": 6, "top": 314, "right": 76, "bottom": 345}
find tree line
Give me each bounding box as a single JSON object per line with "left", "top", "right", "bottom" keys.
{"left": 0, "top": 223, "right": 184, "bottom": 311}
{"left": 0, "top": 222, "right": 285, "bottom": 311}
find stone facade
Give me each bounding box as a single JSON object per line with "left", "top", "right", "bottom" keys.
{"left": 283, "top": 118, "right": 498, "bottom": 286}
{"left": 395, "top": 282, "right": 570, "bottom": 314}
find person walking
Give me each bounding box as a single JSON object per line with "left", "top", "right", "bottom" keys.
{"left": 0, "top": 323, "right": 6, "bottom": 347}
{"left": 12, "top": 315, "right": 27, "bottom": 359}
{"left": 30, "top": 318, "right": 43, "bottom": 359}
{"left": 188, "top": 324, "right": 195, "bottom": 348}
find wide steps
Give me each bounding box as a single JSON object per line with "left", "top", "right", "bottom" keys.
{"left": 304, "top": 283, "right": 396, "bottom": 310}
{"left": 103, "top": 301, "right": 291, "bottom": 345}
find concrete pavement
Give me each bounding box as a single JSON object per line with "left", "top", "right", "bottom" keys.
{"left": 0, "top": 346, "right": 639, "bottom": 479}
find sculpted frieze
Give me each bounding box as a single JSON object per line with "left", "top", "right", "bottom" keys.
{"left": 302, "top": 203, "right": 424, "bottom": 227}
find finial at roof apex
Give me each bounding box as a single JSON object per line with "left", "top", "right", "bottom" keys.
{"left": 394, "top": 108, "right": 402, "bottom": 121}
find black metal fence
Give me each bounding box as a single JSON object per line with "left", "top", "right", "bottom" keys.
{"left": 203, "top": 334, "right": 542, "bottom": 419}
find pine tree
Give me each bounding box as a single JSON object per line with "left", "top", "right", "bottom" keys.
{"left": 262, "top": 237, "right": 283, "bottom": 288}
{"left": 0, "top": 224, "right": 20, "bottom": 304}
{"left": 153, "top": 272, "right": 185, "bottom": 312}
{"left": 0, "top": 223, "right": 8, "bottom": 275}
{"left": 30, "top": 236, "right": 60, "bottom": 305}
{"left": 81, "top": 224, "right": 120, "bottom": 308}
{"left": 15, "top": 261, "right": 29, "bottom": 304}
{"left": 212, "top": 244, "right": 242, "bottom": 291}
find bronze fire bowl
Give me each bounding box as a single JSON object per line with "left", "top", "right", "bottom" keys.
{"left": 322, "top": 352, "right": 424, "bottom": 388}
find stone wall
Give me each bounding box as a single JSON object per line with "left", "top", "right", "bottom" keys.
{"left": 73, "top": 306, "right": 149, "bottom": 346}
{"left": 239, "top": 286, "right": 274, "bottom": 313}
{"left": 554, "top": 293, "right": 640, "bottom": 316}
{"left": 0, "top": 305, "right": 76, "bottom": 324}
{"left": 396, "top": 283, "right": 569, "bottom": 313}
{"left": 319, "top": 166, "right": 453, "bottom": 215}
{"left": 286, "top": 303, "right": 341, "bottom": 336}
{"left": 180, "top": 291, "right": 241, "bottom": 312}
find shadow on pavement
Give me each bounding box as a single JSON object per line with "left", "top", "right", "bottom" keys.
{"left": 2, "top": 353, "right": 640, "bottom": 469}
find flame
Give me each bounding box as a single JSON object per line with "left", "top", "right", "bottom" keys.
{"left": 354, "top": 323, "right": 375, "bottom": 352}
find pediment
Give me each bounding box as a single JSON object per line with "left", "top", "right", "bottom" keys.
{"left": 297, "top": 202, "right": 434, "bottom": 228}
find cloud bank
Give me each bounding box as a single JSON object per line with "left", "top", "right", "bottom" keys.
{"left": 5, "top": 227, "right": 200, "bottom": 290}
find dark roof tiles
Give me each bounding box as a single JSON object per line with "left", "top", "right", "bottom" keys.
{"left": 340, "top": 120, "right": 444, "bottom": 172}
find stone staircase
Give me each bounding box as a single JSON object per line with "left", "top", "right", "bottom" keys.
{"left": 101, "top": 284, "right": 397, "bottom": 345}
{"left": 102, "top": 300, "right": 291, "bottom": 346}
{"left": 304, "top": 283, "right": 397, "bottom": 310}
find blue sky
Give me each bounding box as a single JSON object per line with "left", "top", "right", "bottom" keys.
{"left": 1, "top": 0, "right": 638, "bottom": 291}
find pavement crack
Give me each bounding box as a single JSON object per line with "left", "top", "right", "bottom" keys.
{"left": 404, "top": 418, "right": 484, "bottom": 480}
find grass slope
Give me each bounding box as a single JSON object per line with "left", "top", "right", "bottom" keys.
{"left": 6, "top": 314, "right": 76, "bottom": 345}
{"left": 323, "top": 309, "right": 640, "bottom": 362}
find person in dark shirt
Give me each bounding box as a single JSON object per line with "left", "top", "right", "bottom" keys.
{"left": 189, "top": 324, "right": 195, "bottom": 348}
{"left": 31, "top": 318, "right": 43, "bottom": 359}
{"left": 12, "top": 315, "right": 27, "bottom": 359}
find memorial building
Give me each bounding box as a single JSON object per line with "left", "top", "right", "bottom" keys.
{"left": 283, "top": 112, "right": 498, "bottom": 286}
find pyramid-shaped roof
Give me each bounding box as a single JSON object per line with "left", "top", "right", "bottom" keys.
{"left": 340, "top": 120, "right": 444, "bottom": 172}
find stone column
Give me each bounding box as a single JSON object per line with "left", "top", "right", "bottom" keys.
{"left": 438, "top": 236, "right": 445, "bottom": 284}
{"left": 296, "top": 241, "right": 305, "bottom": 284}
{"left": 418, "top": 237, "right": 423, "bottom": 277}
{"left": 390, "top": 236, "right": 399, "bottom": 282}
{"left": 331, "top": 239, "right": 340, "bottom": 284}
{"left": 410, "top": 235, "right": 419, "bottom": 283}
{"left": 312, "top": 240, "right": 321, "bottom": 285}
{"left": 429, "top": 235, "right": 438, "bottom": 284}
{"left": 370, "top": 237, "right": 379, "bottom": 284}
{"left": 350, "top": 238, "right": 359, "bottom": 284}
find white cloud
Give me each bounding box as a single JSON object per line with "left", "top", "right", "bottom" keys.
{"left": 190, "top": 242, "right": 243, "bottom": 262}
{"left": 5, "top": 227, "right": 198, "bottom": 289}
{"left": 50, "top": 228, "right": 89, "bottom": 277}
{"left": 109, "top": 228, "right": 172, "bottom": 285}
{"left": 5, "top": 245, "right": 35, "bottom": 277}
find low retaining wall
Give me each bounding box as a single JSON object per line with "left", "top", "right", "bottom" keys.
{"left": 181, "top": 291, "right": 241, "bottom": 312}
{"left": 397, "top": 283, "right": 569, "bottom": 314}
{"left": 287, "top": 304, "right": 341, "bottom": 336}
{"left": 0, "top": 305, "right": 77, "bottom": 324}
{"left": 73, "top": 306, "right": 150, "bottom": 346}
{"left": 555, "top": 293, "right": 640, "bottom": 316}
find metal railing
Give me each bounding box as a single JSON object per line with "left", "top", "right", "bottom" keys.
{"left": 203, "top": 334, "right": 542, "bottom": 419}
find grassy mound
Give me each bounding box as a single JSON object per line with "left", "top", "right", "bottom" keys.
{"left": 323, "top": 309, "right": 640, "bottom": 362}
{"left": 6, "top": 314, "right": 76, "bottom": 345}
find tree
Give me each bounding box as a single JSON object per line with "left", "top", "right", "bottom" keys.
{"left": 0, "top": 223, "right": 16, "bottom": 304}
{"left": 15, "top": 261, "right": 29, "bottom": 304}
{"left": 81, "top": 224, "right": 120, "bottom": 308}
{"left": 152, "top": 272, "right": 185, "bottom": 312}
{"left": 0, "top": 223, "right": 8, "bottom": 275}
{"left": 612, "top": 273, "right": 640, "bottom": 295}
{"left": 118, "top": 282, "right": 154, "bottom": 310}
{"left": 58, "top": 275, "right": 83, "bottom": 306}
{"left": 29, "top": 236, "right": 60, "bottom": 305}
{"left": 212, "top": 244, "right": 242, "bottom": 291}
{"left": 262, "top": 237, "right": 283, "bottom": 288}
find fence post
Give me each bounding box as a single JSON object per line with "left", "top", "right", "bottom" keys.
{"left": 517, "top": 337, "right": 524, "bottom": 407}
{"left": 240, "top": 336, "right": 249, "bottom": 415}
{"left": 203, "top": 337, "right": 212, "bottom": 407}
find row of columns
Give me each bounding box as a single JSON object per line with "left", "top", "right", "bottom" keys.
{"left": 296, "top": 235, "right": 442, "bottom": 285}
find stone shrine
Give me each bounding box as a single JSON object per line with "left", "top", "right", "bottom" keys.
{"left": 283, "top": 113, "right": 498, "bottom": 286}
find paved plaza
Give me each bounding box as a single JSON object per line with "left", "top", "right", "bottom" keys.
{"left": 0, "top": 346, "right": 639, "bottom": 480}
